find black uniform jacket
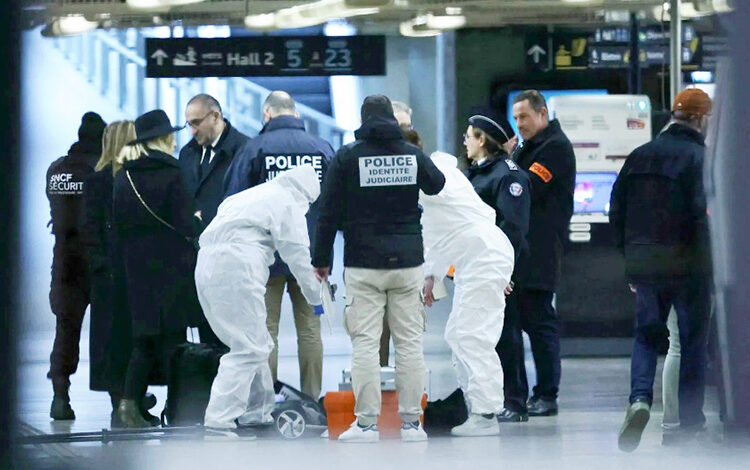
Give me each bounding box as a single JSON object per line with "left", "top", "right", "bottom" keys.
{"left": 46, "top": 141, "right": 99, "bottom": 312}
{"left": 513, "top": 119, "right": 576, "bottom": 291}
{"left": 223, "top": 115, "right": 334, "bottom": 278}
{"left": 465, "top": 155, "right": 531, "bottom": 265}
{"left": 609, "top": 123, "right": 710, "bottom": 284}
{"left": 113, "top": 149, "right": 202, "bottom": 337}
{"left": 178, "top": 119, "right": 248, "bottom": 226}
{"left": 312, "top": 114, "right": 446, "bottom": 269}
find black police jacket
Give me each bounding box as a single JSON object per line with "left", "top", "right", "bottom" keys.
{"left": 312, "top": 114, "right": 445, "bottom": 269}
{"left": 609, "top": 123, "right": 710, "bottom": 283}
{"left": 223, "top": 115, "right": 334, "bottom": 278}
{"left": 179, "top": 119, "right": 248, "bottom": 227}
{"left": 513, "top": 119, "right": 576, "bottom": 291}
{"left": 46, "top": 141, "right": 100, "bottom": 242}
{"left": 465, "top": 155, "right": 531, "bottom": 265}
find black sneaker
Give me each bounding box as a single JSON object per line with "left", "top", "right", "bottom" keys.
{"left": 528, "top": 398, "right": 558, "bottom": 417}
{"left": 50, "top": 397, "right": 75, "bottom": 420}
{"left": 496, "top": 408, "right": 529, "bottom": 423}
{"left": 617, "top": 398, "right": 651, "bottom": 452}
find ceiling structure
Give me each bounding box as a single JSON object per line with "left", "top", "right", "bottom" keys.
{"left": 21, "top": 1, "right": 734, "bottom": 35}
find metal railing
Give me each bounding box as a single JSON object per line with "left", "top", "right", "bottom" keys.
{"left": 52, "top": 29, "right": 347, "bottom": 149}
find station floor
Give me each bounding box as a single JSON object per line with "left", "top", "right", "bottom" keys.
{"left": 15, "top": 324, "right": 749, "bottom": 470}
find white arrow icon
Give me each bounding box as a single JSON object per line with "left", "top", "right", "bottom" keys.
{"left": 151, "top": 49, "right": 169, "bottom": 66}
{"left": 527, "top": 45, "right": 546, "bottom": 64}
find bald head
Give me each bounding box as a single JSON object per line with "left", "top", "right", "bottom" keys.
{"left": 263, "top": 91, "right": 298, "bottom": 123}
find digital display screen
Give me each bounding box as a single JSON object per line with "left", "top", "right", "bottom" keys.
{"left": 574, "top": 172, "right": 618, "bottom": 214}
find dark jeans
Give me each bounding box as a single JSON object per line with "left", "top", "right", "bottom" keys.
{"left": 630, "top": 278, "right": 710, "bottom": 427}
{"left": 496, "top": 288, "right": 561, "bottom": 409}
{"left": 123, "top": 331, "right": 183, "bottom": 400}
{"left": 48, "top": 280, "right": 89, "bottom": 380}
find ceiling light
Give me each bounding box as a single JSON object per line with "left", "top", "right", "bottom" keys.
{"left": 244, "top": 13, "right": 276, "bottom": 30}
{"left": 126, "top": 0, "right": 206, "bottom": 9}
{"left": 425, "top": 13, "right": 466, "bottom": 30}
{"left": 654, "top": 2, "right": 715, "bottom": 20}
{"left": 41, "top": 15, "right": 99, "bottom": 37}
{"left": 399, "top": 17, "right": 441, "bottom": 38}
{"left": 250, "top": 0, "right": 380, "bottom": 31}
{"left": 445, "top": 7, "right": 462, "bottom": 15}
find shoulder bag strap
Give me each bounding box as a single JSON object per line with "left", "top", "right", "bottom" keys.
{"left": 125, "top": 169, "right": 181, "bottom": 236}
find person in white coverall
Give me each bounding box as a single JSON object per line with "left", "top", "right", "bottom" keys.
{"left": 420, "top": 152, "right": 515, "bottom": 437}
{"left": 195, "top": 165, "right": 322, "bottom": 438}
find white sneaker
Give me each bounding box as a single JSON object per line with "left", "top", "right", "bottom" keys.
{"left": 450, "top": 413, "right": 500, "bottom": 437}
{"left": 338, "top": 421, "right": 379, "bottom": 443}
{"left": 320, "top": 429, "right": 329, "bottom": 439}
{"left": 401, "top": 421, "right": 428, "bottom": 442}
{"left": 203, "top": 427, "right": 257, "bottom": 441}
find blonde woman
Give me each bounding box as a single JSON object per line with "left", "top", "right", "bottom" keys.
{"left": 84, "top": 120, "right": 144, "bottom": 427}
{"left": 112, "top": 110, "right": 202, "bottom": 427}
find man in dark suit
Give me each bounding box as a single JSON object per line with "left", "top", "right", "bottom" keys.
{"left": 179, "top": 94, "right": 249, "bottom": 346}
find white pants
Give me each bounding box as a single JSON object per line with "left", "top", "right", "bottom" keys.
{"left": 195, "top": 245, "right": 276, "bottom": 429}
{"left": 444, "top": 281, "right": 505, "bottom": 414}
{"left": 663, "top": 308, "right": 681, "bottom": 426}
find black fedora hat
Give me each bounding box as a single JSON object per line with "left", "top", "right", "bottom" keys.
{"left": 129, "top": 109, "right": 184, "bottom": 145}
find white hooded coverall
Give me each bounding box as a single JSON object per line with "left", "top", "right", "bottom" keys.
{"left": 419, "top": 152, "right": 515, "bottom": 414}
{"left": 195, "top": 165, "right": 322, "bottom": 429}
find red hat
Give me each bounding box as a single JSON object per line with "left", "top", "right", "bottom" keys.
{"left": 672, "top": 88, "right": 712, "bottom": 118}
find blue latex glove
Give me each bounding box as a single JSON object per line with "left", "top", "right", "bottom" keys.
{"left": 313, "top": 305, "right": 324, "bottom": 316}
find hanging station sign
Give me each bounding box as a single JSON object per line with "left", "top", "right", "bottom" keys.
{"left": 145, "top": 35, "right": 386, "bottom": 78}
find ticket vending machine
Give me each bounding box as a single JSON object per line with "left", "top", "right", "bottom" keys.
{"left": 547, "top": 95, "right": 652, "bottom": 343}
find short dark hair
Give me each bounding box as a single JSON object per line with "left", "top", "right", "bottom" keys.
{"left": 188, "top": 93, "right": 222, "bottom": 115}
{"left": 513, "top": 90, "right": 547, "bottom": 113}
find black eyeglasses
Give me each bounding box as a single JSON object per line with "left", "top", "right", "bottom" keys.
{"left": 186, "top": 112, "right": 215, "bottom": 129}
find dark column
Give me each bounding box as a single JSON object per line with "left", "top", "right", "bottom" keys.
{"left": 628, "top": 12, "right": 641, "bottom": 94}
{"left": 1, "top": 0, "right": 20, "bottom": 467}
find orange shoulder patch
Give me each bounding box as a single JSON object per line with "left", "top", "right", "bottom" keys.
{"left": 529, "top": 162, "right": 553, "bottom": 183}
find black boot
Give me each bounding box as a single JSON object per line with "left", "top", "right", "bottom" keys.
{"left": 50, "top": 377, "right": 75, "bottom": 420}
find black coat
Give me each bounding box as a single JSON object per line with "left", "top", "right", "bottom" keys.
{"left": 178, "top": 119, "right": 249, "bottom": 227}
{"left": 313, "top": 114, "right": 446, "bottom": 269}
{"left": 609, "top": 123, "right": 710, "bottom": 283}
{"left": 223, "top": 115, "right": 334, "bottom": 278}
{"left": 113, "top": 149, "right": 202, "bottom": 338}
{"left": 513, "top": 119, "right": 576, "bottom": 291}
{"left": 83, "top": 166, "right": 131, "bottom": 393}
{"left": 465, "top": 155, "right": 531, "bottom": 265}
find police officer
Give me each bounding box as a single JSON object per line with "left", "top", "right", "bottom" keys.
{"left": 224, "top": 90, "right": 333, "bottom": 400}
{"left": 611, "top": 89, "right": 713, "bottom": 451}
{"left": 179, "top": 93, "right": 249, "bottom": 347}
{"left": 461, "top": 114, "right": 532, "bottom": 423}
{"left": 312, "top": 95, "right": 445, "bottom": 442}
{"left": 508, "top": 90, "right": 576, "bottom": 417}
{"left": 46, "top": 111, "right": 106, "bottom": 420}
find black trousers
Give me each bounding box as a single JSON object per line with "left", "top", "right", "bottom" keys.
{"left": 48, "top": 277, "right": 89, "bottom": 381}
{"left": 496, "top": 288, "right": 561, "bottom": 410}
{"left": 123, "top": 331, "right": 183, "bottom": 400}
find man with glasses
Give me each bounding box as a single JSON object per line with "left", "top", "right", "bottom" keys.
{"left": 179, "top": 94, "right": 249, "bottom": 346}
{"left": 223, "top": 91, "right": 334, "bottom": 400}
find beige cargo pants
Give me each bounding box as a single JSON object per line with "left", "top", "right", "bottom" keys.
{"left": 265, "top": 276, "right": 323, "bottom": 399}
{"left": 344, "top": 266, "right": 426, "bottom": 426}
